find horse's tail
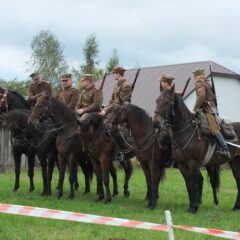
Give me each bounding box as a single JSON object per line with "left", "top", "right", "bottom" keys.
{"left": 206, "top": 166, "right": 221, "bottom": 193}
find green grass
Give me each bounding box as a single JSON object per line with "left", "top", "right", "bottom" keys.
{"left": 0, "top": 167, "right": 240, "bottom": 240}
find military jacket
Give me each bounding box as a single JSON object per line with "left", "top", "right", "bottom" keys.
{"left": 76, "top": 84, "right": 103, "bottom": 113}
{"left": 193, "top": 79, "right": 217, "bottom": 114}
{"left": 105, "top": 78, "right": 131, "bottom": 114}
{"left": 28, "top": 80, "right": 52, "bottom": 107}
{"left": 57, "top": 87, "right": 80, "bottom": 111}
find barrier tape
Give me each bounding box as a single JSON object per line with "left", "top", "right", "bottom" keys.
{"left": 0, "top": 204, "right": 168, "bottom": 232}
{"left": 1, "top": 203, "right": 240, "bottom": 239}
{"left": 173, "top": 225, "right": 240, "bottom": 240}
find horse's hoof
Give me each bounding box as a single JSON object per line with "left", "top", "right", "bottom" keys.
{"left": 13, "top": 186, "right": 19, "bottom": 192}
{"left": 214, "top": 204, "right": 219, "bottom": 209}
{"left": 29, "top": 186, "right": 35, "bottom": 192}
{"left": 124, "top": 190, "right": 130, "bottom": 197}
{"left": 104, "top": 198, "right": 112, "bottom": 204}
{"left": 232, "top": 205, "right": 240, "bottom": 211}
{"left": 95, "top": 195, "right": 104, "bottom": 202}
{"left": 67, "top": 195, "right": 74, "bottom": 200}
{"left": 112, "top": 191, "right": 118, "bottom": 197}
{"left": 187, "top": 206, "right": 198, "bottom": 214}
{"left": 57, "top": 193, "right": 63, "bottom": 199}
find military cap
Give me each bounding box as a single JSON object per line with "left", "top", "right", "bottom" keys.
{"left": 29, "top": 72, "right": 40, "bottom": 81}
{"left": 158, "top": 73, "right": 174, "bottom": 83}
{"left": 192, "top": 68, "right": 205, "bottom": 77}
{"left": 60, "top": 73, "right": 72, "bottom": 80}
{"left": 112, "top": 66, "right": 126, "bottom": 75}
{"left": 81, "top": 74, "right": 93, "bottom": 82}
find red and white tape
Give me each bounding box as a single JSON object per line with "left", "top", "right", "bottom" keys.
{"left": 1, "top": 203, "right": 240, "bottom": 239}
{"left": 0, "top": 203, "right": 168, "bottom": 232}
{"left": 173, "top": 225, "right": 240, "bottom": 240}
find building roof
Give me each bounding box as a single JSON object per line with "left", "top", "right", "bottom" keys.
{"left": 97, "top": 61, "right": 240, "bottom": 115}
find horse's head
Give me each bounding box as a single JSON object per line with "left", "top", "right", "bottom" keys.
{"left": 28, "top": 93, "right": 52, "bottom": 125}
{"left": 155, "top": 85, "right": 175, "bottom": 121}
{"left": 110, "top": 102, "right": 129, "bottom": 126}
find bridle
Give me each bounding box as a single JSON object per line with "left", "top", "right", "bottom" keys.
{"left": 0, "top": 89, "right": 9, "bottom": 112}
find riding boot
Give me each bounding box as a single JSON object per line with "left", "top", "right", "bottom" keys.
{"left": 214, "top": 133, "right": 231, "bottom": 160}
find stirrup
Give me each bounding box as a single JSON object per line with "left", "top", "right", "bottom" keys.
{"left": 216, "top": 149, "right": 231, "bottom": 160}
{"left": 115, "top": 151, "right": 124, "bottom": 162}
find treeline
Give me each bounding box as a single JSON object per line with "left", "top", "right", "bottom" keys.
{"left": 1, "top": 30, "right": 120, "bottom": 95}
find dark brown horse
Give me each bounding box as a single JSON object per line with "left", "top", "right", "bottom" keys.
{"left": 110, "top": 102, "right": 172, "bottom": 209}
{"left": 78, "top": 112, "right": 133, "bottom": 203}
{"left": 28, "top": 94, "right": 93, "bottom": 199}
{"left": 3, "top": 109, "right": 57, "bottom": 195}
{"left": 156, "top": 86, "right": 240, "bottom": 213}
{"left": 0, "top": 88, "right": 58, "bottom": 194}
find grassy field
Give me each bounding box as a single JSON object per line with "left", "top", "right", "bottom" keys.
{"left": 0, "top": 166, "right": 240, "bottom": 240}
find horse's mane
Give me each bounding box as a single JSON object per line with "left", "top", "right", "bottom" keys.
{"left": 174, "top": 92, "right": 192, "bottom": 122}
{"left": 128, "top": 104, "right": 151, "bottom": 123}
{"left": 51, "top": 96, "right": 76, "bottom": 121}
{"left": 5, "top": 109, "right": 31, "bottom": 128}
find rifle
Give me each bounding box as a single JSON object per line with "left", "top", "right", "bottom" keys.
{"left": 181, "top": 77, "right": 191, "bottom": 98}
{"left": 131, "top": 68, "right": 141, "bottom": 92}
{"left": 209, "top": 64, "right": 218, "bottom": 113}
{"left": 99, "top": 73, "right": 108, "bottom": 90}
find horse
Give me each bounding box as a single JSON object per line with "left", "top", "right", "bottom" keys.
{"left": 28, "top": 94, "right": 94, "bottom": 199}
{"left": 3, "top": 109, "right": 57, "bottom": 195}
{"left": 155, "top": 86, "right": 240, "bottom": 213}
{"left": 78, "top": 112, "right": 134, "bottom": 203}
{"left": 0, "top": 87, "right": 30, "bottom": 112}
{"left": 109, "top": 102, "right": 172, "bottom": 209}
{"left": 0, "top": 87, "right": 59, "bottom": 195}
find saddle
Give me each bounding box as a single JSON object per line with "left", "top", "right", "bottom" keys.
{"left": 195, "top": 111, "right": 238, "bottom": 141}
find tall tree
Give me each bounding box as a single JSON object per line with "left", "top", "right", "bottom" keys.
{"left": 106, "top": 49, "right": 120, "bottom": 72}
{"left": 26, "top": 30, "right": 68, "bottom": 89}
{"left": 77, "top": 33, "right": 103, "bottom": 82}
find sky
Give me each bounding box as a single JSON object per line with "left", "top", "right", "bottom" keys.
{"left": 1, "top": 0, "right": 240, "bottom": 81}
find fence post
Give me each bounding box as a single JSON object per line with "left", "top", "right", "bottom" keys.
{"left": 165, "top": 210, "right": 174, "bottom": 240}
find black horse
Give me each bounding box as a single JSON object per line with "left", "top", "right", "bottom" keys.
{"left": 155, "top": 86, "right": 240, "bottom": 213}
{"left": 0, "top": 87, "right": 57, "bottom": 195}
{"left": 3, "top": 109, "right": 57, "bottom": 195}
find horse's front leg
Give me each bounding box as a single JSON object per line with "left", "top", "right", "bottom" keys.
{"left": 38, "top": 152, "right": 48, "bottom": 196}
{"left": 120, "top": 158, "right": 133, "bottom": 197}
{"left": 100, "top": 153, "right": 111, "bottom": 203}
{"left": 27, "top": 149, "right": 35, "bottom": 192}
{"left": 57, "top": 154, "right": 66, "bottom": 199}
{"left": 109, "top": 161, "right": 118, "bottom": 196}
{"left": 68, "top": 154, "right": 78, "bottom": 199}
{"left": 140, "top": 161, "right": 152, "bottom": 208}
{"left": 12, "top": 147, "right": 21, "bottom": 191}
{"left": 178, "top": 162, "right": 200, "bottom": 213}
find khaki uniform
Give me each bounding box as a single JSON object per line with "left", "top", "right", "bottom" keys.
{"left": 105, "top": 78, "right": 131, "bottom": 114}
{"left": 57, "top": 87, "right": 80, "bottom": 111}
{"left": 193, "top": 79, "right": 219, "bottom": 135}
{"left": 28, "top": 80, "right": 52, "bottom": 107}
{"left": 76, "top": 84, "right": 103, "bottom": 113}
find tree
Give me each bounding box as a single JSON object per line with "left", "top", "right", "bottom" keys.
{"left": 106, "top": 49, "right": 120, "bottom": 73}
{"left": 76, "top": 33, "right": 104, "bottom": 83}
{"left": 0, "top": 79, "right": 29, "bottom": 96}
{"left": 26, "top": 30, "right": 68, "bottom": 89}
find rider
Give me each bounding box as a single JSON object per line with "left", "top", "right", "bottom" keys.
{"left": 28, "top": 72, "right": 52, "bottom": 108}
{"left": 153, "top": 73, "right": 174, "bottom": 127}
{"left": 99, "top": 66, "right": 132, "bottom": 161}
{"left": 57, "top": 73, "right": 80, "bottom": 111}
{"left": 99, "top": 66, "right": 131, "bottom": 116}
{"left": 75, "top": 74, "right": 103, "bottom": 116}
{"left": 192, "top": 68, "right": 231, "bottom": 159}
